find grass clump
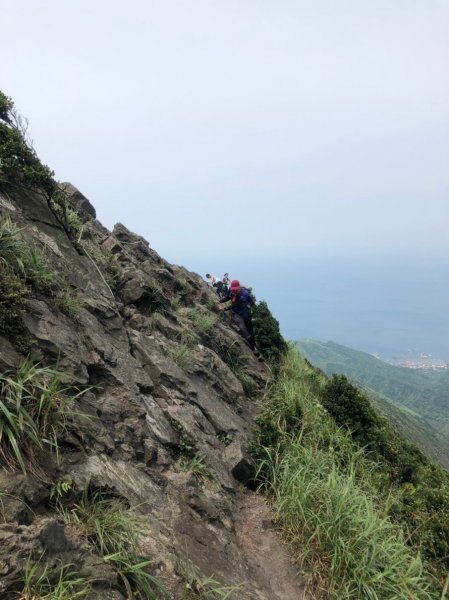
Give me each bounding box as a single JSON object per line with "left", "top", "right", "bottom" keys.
{"left": 0, "top": 359, "right": 82, "bottom": 473}
{"left": 101, "top": 250, "right": 120, "bottom": 293}
{"left": 23, "top": 244, "right": 57, "bottom": 293}
{"left": 178, "top": 454, "right": 215, "bottom": 484}
{"left": 0, "top": 214, "right": 26, "bottom": 270}
{"left": 183, "top": 573, "right": 243, "bottom": 598}
{"left": 185, "top": 307, "right": 216, "bottom": 334}
{"left": 0, "top": 262, "right": 30, "bottom": 352}
{"left": 254, "top": 345, "right": 438, "bottom": 599}
{"left": 56, "top": 291, "right": 81, "bottom": 318}
{"left": 170, "top": 344, "right": 194, "bottom": 374}
{"left": 60, "top": 488, "right": 168, "bottom": 599}
{"left": 19, "top": 558, "right": 91, "bottom": 599}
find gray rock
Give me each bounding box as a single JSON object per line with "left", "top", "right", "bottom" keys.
{"left": 223, "top": 439, "right": 256, "bottom": 485}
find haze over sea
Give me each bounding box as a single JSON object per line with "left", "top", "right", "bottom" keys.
{"left": 190, "top": 255, "right": 449, "bottom": 362}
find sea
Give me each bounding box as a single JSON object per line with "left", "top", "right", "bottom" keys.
{"left": 188, "top": 255, "right": 449, "bottom": 362}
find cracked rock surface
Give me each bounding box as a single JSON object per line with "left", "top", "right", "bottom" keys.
{"left": 0, "top": 185, "right": 308, "bottom": 599}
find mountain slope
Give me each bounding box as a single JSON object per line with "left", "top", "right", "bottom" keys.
{"left": 297, "top": 339, "right": 449, "bottom": 468}
{"left": 0, "top": 181, "right": 309, "bottom": 599}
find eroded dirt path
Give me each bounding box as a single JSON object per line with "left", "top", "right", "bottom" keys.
{"left": 236, "top": 491, "right": 311, "bottom": 600}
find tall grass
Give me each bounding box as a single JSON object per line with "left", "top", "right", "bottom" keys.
{"left": 0, "top": 359, "right": 83, "bottom": 473}
{"left": 20, "top": 558, "right": 91, "bottom": 600}
{"left": 0, "top": 214, "right": 25, "bottom": 271}
{"left": 24, "top": 245, "right": 57, "bottom": 292}
{"left": 60, "top": 489, "right": 169, "bottom": 599}
{"left": 254, "top": 346, "right": 437, "bottom": 599}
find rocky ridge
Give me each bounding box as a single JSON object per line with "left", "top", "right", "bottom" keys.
{"left": 0, "top": 185, "right": 307, "bottom": 599}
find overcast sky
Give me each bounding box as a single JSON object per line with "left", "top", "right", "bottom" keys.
{"left": 2, "top": 0, "right": 449, "bottom": 265}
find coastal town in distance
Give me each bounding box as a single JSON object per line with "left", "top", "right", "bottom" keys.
{"left": 372, "top": 353, "right": 449, "bottom": 370}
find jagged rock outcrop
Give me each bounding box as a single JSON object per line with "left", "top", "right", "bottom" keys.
{"left": 0, "top": 185, "right": 307, "bottom": 598}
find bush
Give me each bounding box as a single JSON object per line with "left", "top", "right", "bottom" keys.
{"left": 252, "top": 301, "right": 287, "bottom": 362}
{"left": 0, "top": 91, "right": 57, "bottom": 199}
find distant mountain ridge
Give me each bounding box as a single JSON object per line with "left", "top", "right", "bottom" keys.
{"left": 297, "top": 338, "right": 449, "bottom": 469}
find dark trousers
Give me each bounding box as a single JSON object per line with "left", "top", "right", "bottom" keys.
{"left": 232, "top": 313, "right": 256, "bottom": 350}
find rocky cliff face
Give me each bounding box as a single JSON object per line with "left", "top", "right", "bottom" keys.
{"left": 0, "top": 186, "right": 305, "bottom": 599}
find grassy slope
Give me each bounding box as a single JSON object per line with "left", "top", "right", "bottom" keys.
{"left": 254, "top": 347, "right": 443, "bottom": 599}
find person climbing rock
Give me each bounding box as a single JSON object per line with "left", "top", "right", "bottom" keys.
{"left": 217, "top": 279, "right": 259, "bottom": 356}
{"left": 206, "top": 273, "right": 227, "bottom": 297}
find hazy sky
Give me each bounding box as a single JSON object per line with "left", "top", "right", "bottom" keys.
{"left": 2, "top": 0, "right": 449, "bottom": 264}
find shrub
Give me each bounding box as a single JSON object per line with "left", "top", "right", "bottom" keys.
{"left": 252, "top": 301, "right": 287, "bottom": 362}
{"left": 0, "top": 91, "right": 57, "bottom": 200}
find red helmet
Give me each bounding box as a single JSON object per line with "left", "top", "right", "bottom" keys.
{"left": 230, "top": 280, "right": 240, "bottom": 290}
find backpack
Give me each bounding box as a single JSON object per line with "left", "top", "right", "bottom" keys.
{"left": 241, "top": 286, "right": 256, "bottom": 306}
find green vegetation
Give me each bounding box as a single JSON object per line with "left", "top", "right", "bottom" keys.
{"left": 182, "top": 573, "right": 242, "bottom": 598}
{"left": 171, "top": 344, "right": 194, "bottom": 373}
{"left": 101, "top": 250, "right": 120, "bottom": 293}
{"left": 185, "top": 307, "right": 216, "bottom": 334}
{"left": 0, "top": 91, "right": 82, "bottom": 242}
{"left": 24, "top": 244, "right": 57, "bottom": 293}
{"left": 252, "top": 300, "right": 288, "bottom": 362}
{"left": 0, "top": 360, "right": 83, "bottom": 473}
{"left": 0, "top": 91, "right": 57, "bottom": 200}
{"left": 178, "top": 454, "right": 215, "bottom": 483}
{"left": 0, "top": 262, "right": 30, "bottom": 352}
{"left": 297, "top": 338, "right": 449, "bottom": 432}
{"left": 20, "top": 558, "right": 91, "bottom": 600}
{"left": 0, "top": 214, "right": 26, "bottom": 269}
{"left": 60, "top": 488, "right": 168, "bottom": 599}
{"left": 217, "top": 431, "right": 232, "bottom": 445}
{"left": 253, "top": 345, "right": 447, "bottom": 598}
{"left": 56, "top": 291, "right": 81, "bottom": 318}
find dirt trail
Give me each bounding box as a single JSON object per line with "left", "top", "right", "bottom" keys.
{"left": 236, "top": 491, "right": 311, "bottom": 600}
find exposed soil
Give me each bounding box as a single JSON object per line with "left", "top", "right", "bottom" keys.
{"left": 236, "top": 491, "right": 311, "bottom": 600}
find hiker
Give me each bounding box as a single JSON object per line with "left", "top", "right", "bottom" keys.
{"left": 221, "top": 273, "right": 230, "bottom": 296}
{"left": 217, "top": 279, "right": 259, "bottom": 355}
{"left": 205, "top": 273, "right": 227, "bottom": 297}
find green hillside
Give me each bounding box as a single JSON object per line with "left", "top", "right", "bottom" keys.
{"left": 253, "top": 346, "right": 449, "bottom": 597}
{"left": 297, "top": 339, "right": 449, "bottom": 466}
{"left": 364, "top": 388, "right": 449, "bottom": 470}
